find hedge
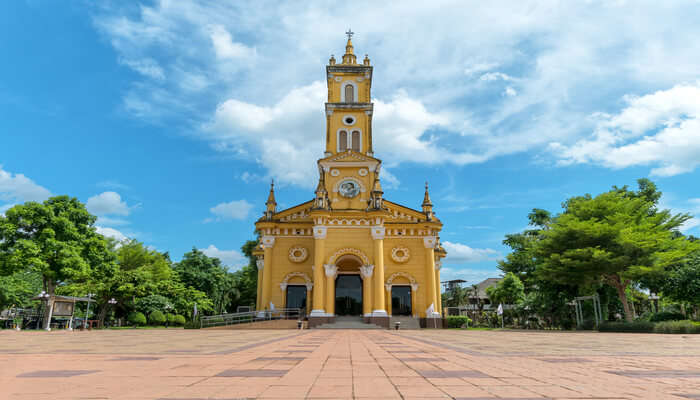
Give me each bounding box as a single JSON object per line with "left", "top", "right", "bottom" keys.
{"left": 446, "top": 316, "right": 472, "bottom": 328}
{"left": 149, "top": 310, "right": 166, "bottom": 325}
{"left": 653, "top": 320, "right": 700, "bottom": 334}
{"left": 173, "top": 315, "right": 186, "bottom": 326}
{"left": 127, "top": 312, "right": 147, "bottom": 326}
{"left": 166, "top": 313, "right": 176, "bottom": 324}
{"left": 598, "top": 321, "right": 655, "bottom": 333}
{"left": 649, "top": 312, "right": 686, "bottom": 322}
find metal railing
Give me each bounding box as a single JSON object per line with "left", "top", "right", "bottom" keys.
{"left": 200, "top": 308, "right": 302, "bottom": 329}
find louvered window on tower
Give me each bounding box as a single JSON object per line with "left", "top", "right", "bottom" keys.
{"left": 339, "top": 130, "right": 348, "bottom": 151}
{"left": 345, "top": 84, "right": 354, "bottom": 102}
{"left": 351, "top": 131, "right": 360, "bottom": 151}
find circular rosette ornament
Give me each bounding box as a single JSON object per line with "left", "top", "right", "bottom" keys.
{"left": 288, "top": 246, "right": 308, "bottom": 263}
{"left": 391, "top": 246, "right": 410, "bottom": 263}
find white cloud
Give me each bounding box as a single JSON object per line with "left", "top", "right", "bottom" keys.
{"left": 119, "top": 57, "right": 165, "bottom": 80}
{"left": 95, "top": 226, "right": 128, "bottom": 242}
{"left": 550, "top": 82, "right": 700, "bottom": 177}
{"left": 442, "top": 241, "right": 500, "bottom": 264}
{"left": 208, "top": 24, "right": 256, "bottom": 61}
{"left": 0, "top": 165, "right": 51, "bottom": 204}
{"left": 202, "top": 244, "right": 246, "bottom": 269}
{"left": 92, "top": 2, "right": 700, "bottom": 179}
{"left": 480, "top": 72, "right": 513, "bottom": 81}
{"left": 86, "top": 191, "right": 131, "bottom": 216}
{"left": 208, "top": 199, "right": 254, "bottom": 221}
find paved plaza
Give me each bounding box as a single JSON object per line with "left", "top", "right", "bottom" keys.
{"left": 1, "top": 329, "right": 699, "bottom": 399}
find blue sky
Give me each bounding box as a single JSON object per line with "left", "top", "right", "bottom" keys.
{"left": 2, "top": 1, "right": 700, "bottom": 285}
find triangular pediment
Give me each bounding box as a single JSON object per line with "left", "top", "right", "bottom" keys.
{"left": 384, "top": 200, "right": 439, "bottom": 223}
{"left": 318, "top": 150, "right": 381, "bottom": 164}
{"left": 271, "top": 200, "right": 314, "bottom": 222}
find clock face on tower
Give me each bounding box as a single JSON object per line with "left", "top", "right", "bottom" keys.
{"left": 338, "top": 179, "right": 360, "bottom": 198}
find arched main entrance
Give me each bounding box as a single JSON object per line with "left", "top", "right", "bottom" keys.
{"left": 334, "top": 254, "right": 363, "bottom": 316}
{"left": 336, "top": 275, "right": 362, "bottom": 315}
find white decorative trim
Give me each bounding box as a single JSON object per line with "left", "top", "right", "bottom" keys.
{"left": 435, "top": 260, "right": 442, "bottom": 271}
{"left": 256, "top": 257, "right": 264, "bottom": 270}
{"left": 261, "top": 236, "right": 276, "bottom": 249}
{"left": 386, "top": 271, "right": 418, "bottom": 287}
{"left": 313, "top": 226, "right": 327, "bottom": 239}
{"left": 359, "top": 264, "right": 374, "bottom": 279}
{"left": 385, "top": 284, "right": 392, "bottom": 292}
{"left": 324, "top": 263, "right": 338, "bottom": 278}
{"left": 310, "top": 309, "right": 327, "bottom": 316}
{"left": 305, "top": 282, "right": 313, "bottom": 291}
{"left": 391, "top": 246, "right": 410, "bottom": 263}
{"left": 326, "top": 110, "right": 333, "bottom": 116}
{"left": 280, "top": 272, "right": 313, "bottom": 291}
{"left": 288, "top": 246, "right": 308, "bottom": 263}
{"left": 334, "top": 76, "right": 342, "bottom": 82}
{"left": 423, "top": 236, "right": 437, "bottom": 249}
{"left": 340, "top": 80, "right": 358, "bottom": 102}
{"left": 330, "top": 168, "right": 340, "bottom": 177}
{"left": 411, "top": 283, "right": 419, "bottom": 291}
{"left": 358, "top": 168, "right": 368, "bottom": 176}
{"left": 372, "top": 310, "right": 388, "bottom": 317}
{"left": 342, "top": 115, "right": 356, "bottom": 126}
{"left": 371, "top": 226, "right": 385, "bottom": 240}
{"left": 328, "top": 247, "right": 371, "bottom": 265}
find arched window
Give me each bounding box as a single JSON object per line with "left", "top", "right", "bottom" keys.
{"left": 351, "top": 131, "right": 360, "bottom": 151}
{"left": 339, "top": 130, "right": 348, "bottom": 151}
{"left": 345, "top": 84, "right": 354, "bottom": 103}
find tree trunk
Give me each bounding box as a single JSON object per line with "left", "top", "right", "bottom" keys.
{"left": 608, "top": 275, "right": 633, "bottom": 322}
{"left": 42, "top": 280, "right": 56, "bottom": 330}
{"left": 97, "top": 305, "right": 108, "bottom": 328}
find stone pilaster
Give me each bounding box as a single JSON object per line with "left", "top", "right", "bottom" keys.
{"left": 310, "top": 226, "right": 327, "bottom": 316}
{"left": 359, "top": 265, "right": 374, "bottom": 316}
{"left": 261, "top": 235, "right": 275, "bottom": 310}
{"left": 423, "top": 236, "right": 440, "bottom": 318}
{"left": 371, "top": 226, "right": 387, "bottom": 316}
{"left": 324, "top": 263, "right": 338, "bottom": 315}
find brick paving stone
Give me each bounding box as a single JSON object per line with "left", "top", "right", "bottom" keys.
{"left": 3, "top": 329, "right": 700, "bottom": 399}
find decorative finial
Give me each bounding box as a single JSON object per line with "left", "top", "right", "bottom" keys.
{"left": 345, "top": 29, "right": 354, "bottom": 40}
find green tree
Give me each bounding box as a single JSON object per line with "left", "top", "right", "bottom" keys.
{"left": 0, "top": 196, "right": 112, "bottom": 328}
{"left": 536, "top": 180, "right": 697, "bottom": 321}
{"left": 229, "top": 239, "right": 260, "bottom": 310}
{"left": 662, "top": 251, "right": 700, "bottom": 309}
{"left": 486, "top": 272, "right": 525, "bottom": 305}
{"left": 0, "top": 268, "right": 42, "bottom": 310}
{"left": 174, "top": 248, "right": 236, "bottom": 314}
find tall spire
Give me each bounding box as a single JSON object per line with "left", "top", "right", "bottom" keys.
{"left": 422, "top": 181, "right": 434, "bottom": 220}
{"left": 342, "top": 29, "right": 357, "bottom": 65}
{"left": 265, "top": 180, "right": 276, "bottom": 219}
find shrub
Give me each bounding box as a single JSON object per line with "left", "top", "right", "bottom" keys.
{"left": 184, "top": 318, "right": 201, "bottom": 329}
{"left": 446, "top": 316, "right": 472, "bottom": 328}
{"left": 173, "top": 315, "right": 186, "bottom": 326}
{"left": 598, "top": 321, "right": 655, "bottom": 333}
{"left": 128, "top": 312, "right": 147, "bottom": 326}
{"left": 649, "top": 312, "right": 686, "bottom": 323}
{"left": 166, "top": 313, "right": 176, "bottom": 325}
{"left": 653, "top": 320, "right": 700, "bottom": 334}
{"left": 577, "top": 319, "right": 596, "bottom": 330}
{"left": 148, "top": 310, "right": 166, "bottom": 326}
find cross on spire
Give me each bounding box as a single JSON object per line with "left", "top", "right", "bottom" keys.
{"left": 345, "top": 29, "right": 354, "bottom": 40}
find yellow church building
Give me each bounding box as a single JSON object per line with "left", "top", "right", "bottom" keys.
{"left": 254, "top": 33, "right": 446, "bottom": 328}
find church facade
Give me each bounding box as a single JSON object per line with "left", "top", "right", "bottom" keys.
{"left": 254, "top": 34, "right": 446, "bottom": 328}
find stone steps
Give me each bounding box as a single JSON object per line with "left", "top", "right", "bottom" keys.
{"left": 391, "top": 316, "right": 421, "bottom": 330}
{"left": 314, "top": 316, "right": 384, "bottom": 329}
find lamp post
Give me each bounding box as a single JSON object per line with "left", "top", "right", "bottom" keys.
{"left": 164, "top": 304, "right": 173, "bottom": 327}
{"left": 648, "top": 294, "right": 660, "bottom": 314}
{"left": 85, "top": 293, "right": 95, "bottom": 330}
{"left": 39, "top": 291, "right": 51, "bottom": 331}
{"left": 107, "top": 298, "right": 117, "bottom": 328}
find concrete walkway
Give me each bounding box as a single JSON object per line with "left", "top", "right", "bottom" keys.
{"left": 1, "top": 328, "right": 699, "bottom": 399}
